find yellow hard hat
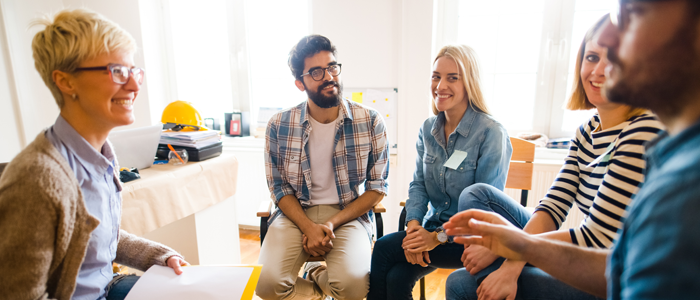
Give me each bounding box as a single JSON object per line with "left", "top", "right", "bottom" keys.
{"left": 161, "top": 100, "right": 208, "bottom": 131}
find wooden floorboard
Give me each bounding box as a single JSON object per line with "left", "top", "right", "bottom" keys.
{"left": 240, "top": 229, "right": 451, "bottom": 300}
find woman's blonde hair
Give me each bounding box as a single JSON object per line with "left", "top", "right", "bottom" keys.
{"left": 565, "top": 14, "right": 647, "bottom": 119}
{"left": 31, "top": 8, "right": 136, "bottom": 107}
{"left": 431, "top": 45, "right": 490, "bottom": 115}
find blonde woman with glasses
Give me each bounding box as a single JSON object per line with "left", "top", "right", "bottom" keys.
{"left": 0, "top": 9, "right": 188, "bottom": 300}
{"left": 368, "top": 45, "right": 512, "bottom": 300}
{"left": 445, "top": 15, "right": 664, "bottom": 300}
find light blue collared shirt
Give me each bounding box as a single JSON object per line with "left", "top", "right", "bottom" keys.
{"left": 45, "top": 116, "right": 122, "bottom": 300}
{"left": 406, "top": 106, "right": 512, "bottom": 230}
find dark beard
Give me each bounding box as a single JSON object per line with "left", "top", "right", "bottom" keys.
{"left": 606, "top": 19, "right": 700, "bottom": 118}
{"left": 305, "top": 81, "right": 342, "bottom": 108}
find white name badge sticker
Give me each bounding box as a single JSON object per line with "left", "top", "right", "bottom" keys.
{"left": 444, "top": 150, "right": 468, "bottom": 170}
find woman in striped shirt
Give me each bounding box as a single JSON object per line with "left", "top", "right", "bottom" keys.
{"left": 445, "top": 15, "right": 664, "bottom": 300}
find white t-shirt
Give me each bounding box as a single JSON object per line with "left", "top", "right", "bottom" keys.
{"left": 307, "top": 114, "right": 341, "bottom": 206}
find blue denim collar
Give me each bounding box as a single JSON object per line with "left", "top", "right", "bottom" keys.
{"left": 646, "top": 119, "right": 700, "bottom": 170}
{"left": 431, "top": 105, "right": 478, "bottom": 147}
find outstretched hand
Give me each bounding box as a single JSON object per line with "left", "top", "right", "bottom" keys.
{"left": 443, "top": 209, "right": 531, "bottom": 262}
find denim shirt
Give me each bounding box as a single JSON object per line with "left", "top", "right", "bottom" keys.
{"left": 406, "top": 106, "right": 512, "bottom": 230}
{"left": 608, "top": 120, "right": 700, "bottom": 300}
{"left": 45, "top": 116, "right": 122, "bottom": 300}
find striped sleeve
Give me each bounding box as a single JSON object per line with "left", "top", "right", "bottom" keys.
{"left": 570, "top": 114, "right": 663, "bottom": 248}
{"left": 534, "top": 121, "right": 590, "bottom": 228}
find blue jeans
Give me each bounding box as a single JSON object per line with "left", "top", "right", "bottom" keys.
{"left": 367, "top": 230, "right": 464, "bottom": 300}
{"left": 457, "top": 183, "right": 532, "bottom": 283}
{"left": 446, "top": 267, "right": 604, "bottom": 300}
{"left": 446, "top": 183, "right": 601, "bottom": 300}
{"left": 105, "top": 274, "right": 140, "bottom": 300}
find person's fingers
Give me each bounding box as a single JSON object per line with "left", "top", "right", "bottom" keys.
{"left": 506, "top": 294, "right": 516, "bottom": 300}
{"left": 461, "top": 248, "right": 469, "bottom": 263}
{"left": 416, "top": 253, "right": 428, "bottom": 267}
{"left": 167, "top": 258, "right": 184, "bottom": 275}
{"left": 453, "top": 235, "right": 484, "bottom": 246}
{"left": 321, "top": 226, "right": 336, "bottom": 239}
{"left": 423, "top": 251, "right": 431, "bottom": 264}
{"left": 403, "top": 240, "right": 425, "bottom": 250}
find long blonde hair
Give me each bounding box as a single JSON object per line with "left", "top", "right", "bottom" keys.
{"left": 431, "top": 45, "right": 490, "bottom": 115}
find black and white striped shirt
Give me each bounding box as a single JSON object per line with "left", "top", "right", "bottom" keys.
{"left": 535, "top": 113, "right": 664, "bottom": 248}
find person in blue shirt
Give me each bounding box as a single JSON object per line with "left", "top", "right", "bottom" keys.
{"left": 443, "top": 1, "right": 700, "bottom": 299}
{"left": 0, "top": 9, "right": 188, "bottom": 300}
{"left": 368, "top": 44, "right": 512, "bottom": 300}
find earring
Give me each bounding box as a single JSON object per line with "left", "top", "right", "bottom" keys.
{"left": 72, "top": 94, "right": 77, "bottom": 100}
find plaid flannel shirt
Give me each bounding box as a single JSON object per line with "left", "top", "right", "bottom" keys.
{"left": 265, "top": 98, "right": 389, "bottom": 239}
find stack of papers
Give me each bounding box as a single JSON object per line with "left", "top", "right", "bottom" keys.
{"left": 125, "top": 265, "right": 262, "bottom": 300}
{"left": 160, "top": 130, "right": 221, "bottom": 149}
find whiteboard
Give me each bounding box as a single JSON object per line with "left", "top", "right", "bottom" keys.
{"left": 344, "top": 88, "right": 398, "bottom": 154}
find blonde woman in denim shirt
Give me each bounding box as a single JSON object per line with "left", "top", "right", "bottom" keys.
{"left": 367, "top": 45, "right": 512, "bottom": 300}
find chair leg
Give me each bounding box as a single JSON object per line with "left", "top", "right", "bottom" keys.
{"left": 260, "top": 216, "right": 269, "bottom": 246}
{"left": 376, "top": 212, "right": 384, "bottom": 239}
{"left": 420, "top": 277, "right": 426, "bottom": 300}
{"left": 520, "top": 190, "right": 529, "bottom": 207}
{"left": 398, "top": 207, "right": 407, "bottom": 231}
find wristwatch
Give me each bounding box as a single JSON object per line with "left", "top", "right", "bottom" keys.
{"left": 435, "top": 226, "right": 448, "bottom": 244}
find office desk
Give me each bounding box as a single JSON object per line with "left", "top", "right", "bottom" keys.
{"left": 121, "top": 154, "right": 240, "bottom": 265}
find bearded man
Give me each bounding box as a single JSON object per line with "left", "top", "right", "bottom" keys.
{"left": 256, "top": 35, "right": 389, "bottom": 300}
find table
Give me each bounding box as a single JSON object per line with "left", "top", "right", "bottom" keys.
{"left": 121, "top": 154, "right": 240, "bottom": 265}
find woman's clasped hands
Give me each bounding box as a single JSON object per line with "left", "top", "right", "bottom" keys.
{"left": 402, "top": 220, "right": 440, "bottom": 267}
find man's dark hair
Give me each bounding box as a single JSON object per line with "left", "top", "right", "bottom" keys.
{"left": 288, "top": 35, "right": 337, "bottom": 79}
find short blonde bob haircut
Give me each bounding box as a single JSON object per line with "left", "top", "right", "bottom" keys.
{"left": 431, "top": 45, "right": 490, "bottom": 116}
{"left": 565, "top": 14, "right": 647, "bottom": 118}
{"left": 31, "top": 8, "right": 136, "bottom": 108}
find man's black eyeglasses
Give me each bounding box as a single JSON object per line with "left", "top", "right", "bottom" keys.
{"left": 300, "top": 64, "right": 342, "bottom": 81}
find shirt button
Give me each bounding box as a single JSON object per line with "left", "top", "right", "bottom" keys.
{"left": 445, "top": 202, "right": 448, "bottom": 205}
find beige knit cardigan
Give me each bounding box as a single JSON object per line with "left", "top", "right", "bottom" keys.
{"left": 0, "top": 132, "right": 181, "bottom": 300}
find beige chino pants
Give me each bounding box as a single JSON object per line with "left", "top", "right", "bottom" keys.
{"left": 256, "top": 205, "right": 371, "bottom": 300}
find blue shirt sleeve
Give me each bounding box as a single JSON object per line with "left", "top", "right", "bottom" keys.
{"left": 474, "top": 125, "right": 512, "bottom": 190}
{"left": 406, "top": 125, "right": 430, "bottom": 225}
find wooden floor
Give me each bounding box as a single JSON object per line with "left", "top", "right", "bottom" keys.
{"left": 240, "top": 229, "right": 453, "bottom": 300}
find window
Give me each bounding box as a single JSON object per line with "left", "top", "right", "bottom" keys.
{"left": 151, "top": 0, "right": 309, "bottom": 128}
{"left": 166, "top": 0, "right": 235, "bottom": 120}
{"left": 244, "top": 0, "right": 310, "bottom": 125}
{"left": 437, "top": 0, "right": 615, "bottom": 139}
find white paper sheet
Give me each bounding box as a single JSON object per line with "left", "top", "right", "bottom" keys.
{"left": 124, "top": 265, "right": 254, "bottom": 300}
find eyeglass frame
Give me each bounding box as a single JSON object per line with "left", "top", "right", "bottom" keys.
{"left": 74, "top": 63, "right": 145, "bottom": 85}
{"left": 162, "top": 122, "right": 201, "bottom": 131}
{"left": 299, "top": 63, "right": 342, "bottom": 81}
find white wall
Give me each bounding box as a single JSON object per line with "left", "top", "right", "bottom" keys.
{"left": 0, "top": 0, "right": 157, "bottom": 162}
{"left": 0, "top": 0, "right": 438, "bottom": 234}
{"left": 311, "top": 0, "right": 435, "bottom": 232}
{"left": 0, "top": 3, "right": 23, "bottom": 162}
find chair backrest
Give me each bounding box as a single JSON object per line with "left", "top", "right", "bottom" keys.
{"left": 505, "top": 137, "right": 535, "bottom": 191}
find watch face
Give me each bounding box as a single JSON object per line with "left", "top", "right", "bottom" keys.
{"left": 438, "top": 231, "right": 448, "bottom": 243}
